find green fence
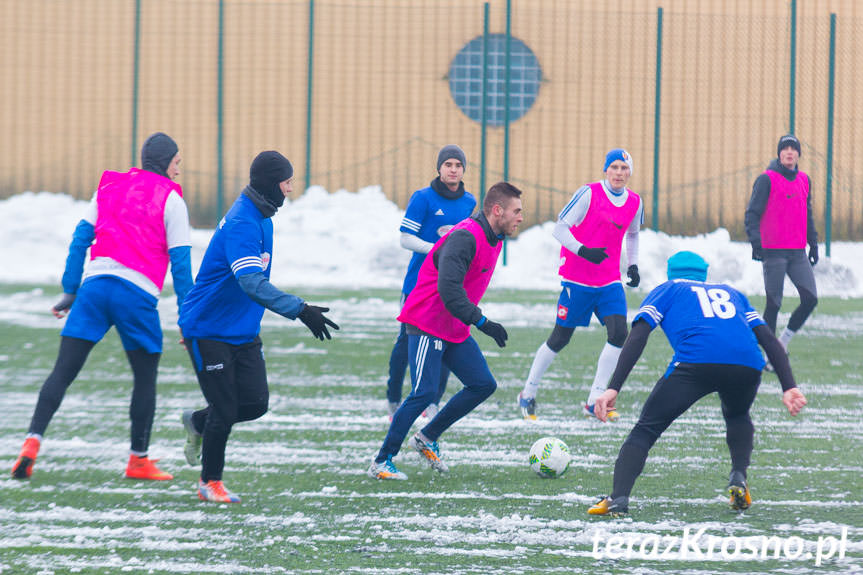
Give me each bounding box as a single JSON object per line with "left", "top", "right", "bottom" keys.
{"left": 0, "top": 0, "right": 860, "bottom": 245}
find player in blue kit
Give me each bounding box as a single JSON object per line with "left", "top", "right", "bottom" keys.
{"left": 385, "top": 145, "right": 477, "bottom": 419}
{"left": 587, "top": 251, "right": 807, "bottom": 516}
{"left": 179, "top": 151, "right": 338, "bottom": 503}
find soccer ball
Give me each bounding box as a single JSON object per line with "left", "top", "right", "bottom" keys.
{"left": 528, "top": 437, "right": 571, "bottom": 478}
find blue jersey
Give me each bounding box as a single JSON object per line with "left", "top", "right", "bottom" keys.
{"left": 180, "top": 193, "right": 297, "bottom": 344}
{"left": 635, "top": 279, "right": 766, "bottom": 371}
{"left": 400, "top": 184, "right": 476, "bottom": 294}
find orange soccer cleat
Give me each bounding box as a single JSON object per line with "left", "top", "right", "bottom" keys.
{"left": 125, "top": 455, "right": 174, "bottom": 480}
{"left": 198, "top": 479, "right": 241, "bottom": 503}
{"left": 11, "top": 437, "right": 42, "bottom": 479}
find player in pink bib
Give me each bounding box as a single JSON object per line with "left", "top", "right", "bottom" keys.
{"left": 12, "top": 133, "right": 193, "bottom": 483}
{"left": 744, "top": 134, "right": 818, "bottom": 365}
{"left": 368, "top": 182, "right": 524, "bottom": 480}
{"left": 518, "top": 149, "right": 643, "bottom": 422}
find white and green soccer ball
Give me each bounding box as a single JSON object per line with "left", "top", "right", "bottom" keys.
{"left": 528, "top": 437, "right": 571, "bottom": 478}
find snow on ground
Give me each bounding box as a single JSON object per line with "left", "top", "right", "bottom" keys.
{"left": 1, "top": 187, "right": 860, "bottom": 297}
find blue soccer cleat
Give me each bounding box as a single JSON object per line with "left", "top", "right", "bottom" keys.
{"left": 367, "top": 456, "right": 408, "bottom": 480}
{"left": 410, "top": 434, "right": 449, "bottom": 474}
{"left": 517, "top": 392, "right": 537, "bottom": 421}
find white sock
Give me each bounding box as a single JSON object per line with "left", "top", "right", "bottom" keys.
{"left": 586, "top": 342, "right": 622, "bottom": 406}
{"left": 521, "top": 342, "right": 557, "bottom": 399}
{"left": 779, "top": 327, "right": 795, "bottom": 351}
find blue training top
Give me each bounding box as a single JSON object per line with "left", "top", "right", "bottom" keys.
{"left": 400, "top": 184, "right": 476, "bottom": 294}
{"left": 635, "top": 279, "right": 766, "bottom": 371}
{"left": 180, "top": 193, "right": 302, "bottom": 344}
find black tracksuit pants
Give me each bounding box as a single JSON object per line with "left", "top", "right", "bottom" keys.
{"left": 611, "top": 363, "right": 761, "bottom": 501}
{"left": 186, "top": 336, "right": 269, "bottom": 482}
{"left": 28, "top": 336, "right": 160, "bottom": 454}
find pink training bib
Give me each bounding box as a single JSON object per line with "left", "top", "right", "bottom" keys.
{"left": 558, "top": 182, "right": 640, "bottom": 286}
{"left": 399, "top": 218, "right": 501, "bottom": 342}
{"left": 90, "top": 168, "right": 182, "bottom": 291}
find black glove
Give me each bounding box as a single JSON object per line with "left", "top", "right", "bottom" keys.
{"left": 577, "top": 245, "right": 608, "bottom": 264}
{"left": 476, "top": 316, "right": 508, "bottom": 348}
{"left": 626, "top": 264, "right": 640, "bottom": 287}
{"left": 808, "top": 243, "right": 819, "bottom": 266}
{"left": 52, "top": 293, "right": 76, "bottom": 318}
{"left": 297, "top": 304, "right": 339, "bottom": 341}
{"left": 751, "top": 245, "right": 763, "bottom": 262}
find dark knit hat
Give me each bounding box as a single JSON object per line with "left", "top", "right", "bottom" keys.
{"left": 141, "top": 132, "right": 179, "bottom": 177}
{"left": 436, "top": 144, "right": 467, "bottom": 172}
{"left": 666, "top": 251, "right": 709, "bottom": 282}
{"left": 250, "top": 151, "right": 294, "bottom": 208}
{"left": 777, "top": 134, "right": 801, "bottom": 157}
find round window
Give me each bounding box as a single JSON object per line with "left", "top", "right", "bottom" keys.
{"left": 448, "top": 34, "right": 542, "bottom": 126}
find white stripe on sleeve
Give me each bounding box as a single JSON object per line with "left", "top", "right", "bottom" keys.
{"left": 401, "top": 217, "right": 421, "bottom": 232}
{"left": 745, "top": 311, "right": 763, "bottom": 325}
{"left": 638, "top": 305, "right": 663, "bottom": 324}
{"left": 557, "top": 186, "right": 591, "bottom": 226}
{"left": 231, "top": 256, "right": 263, "bottom": 275}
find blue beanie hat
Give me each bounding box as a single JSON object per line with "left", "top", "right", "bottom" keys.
{"left": 603, "top": 148, "right": 633, "bottom": 174}
{"left": 667, "top": 251, "right": 709, "bottom": 281}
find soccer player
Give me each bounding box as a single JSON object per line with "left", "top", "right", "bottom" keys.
{"left": 587, "top": 251, "right": 807, "bottom": 516}
{"left": 518, "top": 149, "right": 642, "bottom": 421}
{"left": 386, "top": 145, "right": 477, "bottom": 420}
{"left": 744, "top": 134, "right": 818, "bottom": 368}
{"left": 178, "top": 151, "right": 339, "bottom": 503}
{"left": 12, "top": 132, "right": 193, "bottom": 481}
{"left": 368, "top": 182, "right": 523, "bottom": 480}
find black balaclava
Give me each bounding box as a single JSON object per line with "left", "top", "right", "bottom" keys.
{"left": 141, "top": 132, "right": 179, "bottom": 178}
{"left": 249, "top": 151, "right": 294, "bottom": 209}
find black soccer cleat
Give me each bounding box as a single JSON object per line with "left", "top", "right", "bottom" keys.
{"left": 728, "top": 470, "right": 751, "bottom": 511}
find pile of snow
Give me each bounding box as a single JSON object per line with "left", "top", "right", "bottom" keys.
{"left": 2, "top": 187, "right": 859, "bottom": 297}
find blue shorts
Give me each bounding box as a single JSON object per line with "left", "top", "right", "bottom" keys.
{"left": 61, "top": 276, "right": 163, "bottom": 353}
{"left": 555, "top": 282, "right": 626, "bottom": 327}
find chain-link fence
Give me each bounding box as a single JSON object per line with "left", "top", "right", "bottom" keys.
{"left": 1, "top": 0, "right": 860, "bottom": 241}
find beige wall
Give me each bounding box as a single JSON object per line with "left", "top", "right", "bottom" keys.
{"left": 1, "top": 0, "right": 860, "bottom": 238}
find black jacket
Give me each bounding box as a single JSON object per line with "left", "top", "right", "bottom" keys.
{"left": 744, "top": 159, "right": 818, "bottom": 249}
{"left": 404, "top": 212, "right": 500, "bottom": 332}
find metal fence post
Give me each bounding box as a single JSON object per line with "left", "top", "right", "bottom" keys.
{"left": 789, "top": 0, "right": 797, "bottom": 134}
{"left": 216, "top": 0, "right": 225, "bottom": 222}
{"left": 652, "top": 7, "right": 663, "bottom": 231}
{"left": 305, "top": 0, "right": 315, "bottom": 193}
{"left": 825, "top": 13, "right": 836, "bottom": 257}
{"left": 130, "top": 0, "right": 141, "bottom": 167}
{"left": 503, "top": 0, "right": 511, "bottom": 265}
{"left": 479, "top": 2, "right": 489, "bottom": 208}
